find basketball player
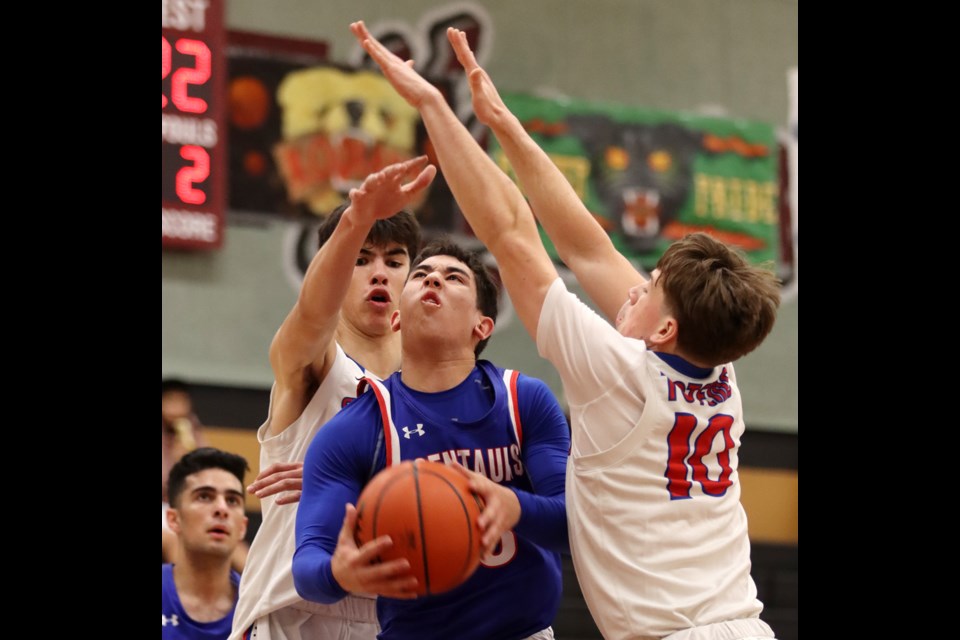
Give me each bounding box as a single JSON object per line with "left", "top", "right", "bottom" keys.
{"left": 163, "top": 448, "right": 249, "bottom": 640}
{"left": 352, "top": 22, "right": 781, "bottom": 640}
{"left": 293, "top": 240, "right": 570, "bottom": 640}
{"left": 230, "top": 157, "right": 433, "bottom": 640}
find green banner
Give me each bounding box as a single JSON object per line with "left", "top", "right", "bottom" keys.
{"left": 489, "top": 94, "right": 779, "bottom": 270}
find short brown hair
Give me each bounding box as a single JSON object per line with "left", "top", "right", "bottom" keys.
{"left": 318, "top": 203, "right": 421, "bottom": 263}
{"left": 656, "top": 233, "right": 780, "bottom": 366}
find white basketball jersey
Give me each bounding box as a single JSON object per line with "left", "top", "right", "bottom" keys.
{"left": 537, "top": 279, "right": 772, "bottom": 640}
{"left": 230, "top": 345, "right": 375, "bottom": 640}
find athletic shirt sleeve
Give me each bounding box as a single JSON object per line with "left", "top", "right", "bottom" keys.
{"left": 509, "top": 374, "right": 570, "bottom": 553}
{"left": 536, "top": 278, "right": 648, "bottom": 407}
{"left": 292, "top": 392, "right": 384, "bottom": 604}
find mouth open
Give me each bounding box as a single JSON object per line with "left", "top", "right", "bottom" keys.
{"left": 368, "top": 288, "right": 391, "bottom": 309}
{"left": 421, "top": 291, "right": 441, "bottom": 307}
{"left": 208, "top": 526, "right": 230, "bottom": 539}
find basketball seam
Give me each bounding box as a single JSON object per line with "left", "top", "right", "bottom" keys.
{"left": 422, "top": 469, "right": 476, "bottom": 582}
{"left": 413, "top": 462, "right": 431, "bottom": 595}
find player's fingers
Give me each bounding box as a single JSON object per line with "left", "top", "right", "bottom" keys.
{"left": 274, "top": 491, "right": 302, "bottom": 505}
{"left": 449, "top": 461, "right": 475, "bottom": 481}
{"left": 338, "top": 504, "right": 359, "bottom": 545}
{"left": 377, "top": 578, "right": 420, "bottom": 600}
{"left": 254, "top": 477, "right": 302, "bottom": 498}
{"left": 250, "top": 462, "right": 302, "bottom": 486}
{"left": 403, "top": 165, "right": 437, "bottom": 194}
{"left": 405, "top": 59, "right": 416, "bottom": 68}
{"left": 448, "top": 28, "right": 478, "bottom": 71}
{"left": 355, "top": 534, "right": 396, "bottom": 564}
{"left": 252, "top": 468, "right": 303, "bottom": 489}
{"left": 399, "top": 155, "right": 429, "bottom": 175}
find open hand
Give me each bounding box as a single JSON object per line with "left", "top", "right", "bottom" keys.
{"left": 348, "top": 155, "right": 436, "bottom": 226}
{"left": 350, "top": 21, "right": 441, "bottom": 109}
{"left": 447, "top": 28, "right": 510, "bottom": 129}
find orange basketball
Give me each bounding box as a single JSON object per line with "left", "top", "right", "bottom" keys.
{"left": 354, "top": 460, "right": 484, "bottom": 597}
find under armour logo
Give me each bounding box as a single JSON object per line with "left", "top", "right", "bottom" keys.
{"left": 402, "top": 424, "right": 425, "bottom": 439}
{"left": 162, "top": 614, "right": 179, "bottom": 627}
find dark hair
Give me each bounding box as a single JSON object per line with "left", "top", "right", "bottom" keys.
{"left": 317, "top": 203, "right": 421, "bottom": 263}
{"left": 656, "top": 233, "right": 780, "bottom": 366}
{"left": 167, "top": 447, "right": 249, "bottom": 508}
{"left": 412, "top": 239, "right": 499, "bottom": 358}
{"left": 161, "top": 378, "right": 191, "bottom": 397}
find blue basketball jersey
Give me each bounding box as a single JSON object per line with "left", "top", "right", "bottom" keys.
{"left": 362, "top": 362, "right": 561, "bottom": 639}
{"left": 293, "top": 361, "right": 570, "bottom": 640}
{"left": 162, "top": 564, "right": 240, "bottom": 640}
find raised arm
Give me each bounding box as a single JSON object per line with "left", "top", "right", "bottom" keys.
{"left": 447, "top": 29, "right": 644, "bottom": 322}
{"left": 268, "top": 157, "right": 435, "bottom": 435}
{"left": 351, "top": 21, "right": 557, "bottom": 342}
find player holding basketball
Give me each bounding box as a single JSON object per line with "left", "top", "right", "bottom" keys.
{"left": 230, "top": 157, "right": 432, "bottom": 640}
{"left": 293, "top": 239, "right": 570, "bottom": 640}
{"left": 352, "top": 21, "right": 780, "bottom": 640}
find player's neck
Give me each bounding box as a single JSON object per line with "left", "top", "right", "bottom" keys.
{"left": 652, "top": 341, "right": 712, "bottom": 369}
{"left": 336, "top": 322, "right": 401, "bottom": 379}
{"left": 399, "top": 351, "right": 477, "bottom": 393}
{"left": 172, "top": 551, "right": 234, "bottom": 604}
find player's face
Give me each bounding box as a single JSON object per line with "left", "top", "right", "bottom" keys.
{"left": 342, "top": 242, "right": 410, "bottom": 336}
{"left": 168, "top": 469, "right": 248, "bottom": 559}
{"left": 616, "top": 269, "right": 668, "bottom": 343}
{"left": 398, "top": 255, "right": 490, "bottom": 352}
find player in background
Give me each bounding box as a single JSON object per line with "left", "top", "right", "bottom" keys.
{"left": 293, "top": 239, "right": 570, "bottom": 640}
{"left": 352, "top": 21, "right": 780, "bottom": 640}
{"left": 230, "top": 157, "right": 432, "bottom": 640}
{"left": 163, "top": 448, "right": 249, "bottom": 640}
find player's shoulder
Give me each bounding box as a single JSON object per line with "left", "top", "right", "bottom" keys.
{"left": 480, "top": 361, "right": 557, "bottom": 405}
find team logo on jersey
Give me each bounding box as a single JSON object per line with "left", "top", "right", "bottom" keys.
{"left": 162, "top": 614, "right": 179, "bottom": 627}
{"left": 401, "top": 423, "right": 425, "bottom": 439}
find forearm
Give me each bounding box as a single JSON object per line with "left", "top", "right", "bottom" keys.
{"left": 489, "top": 113, "right": 643, "bottom": 320}
{"left": 419, "top": 93, "right": 529, "bottom": 253}
{"left": 419, "top": 93, "right": 556, "bottom": 337}
{"left": 490, "top": 113, "right": 613, "bottom": 267}
{"left": 297, "top": 207, "right": 370, "bottom": 322}
{"left": 512, "top": 489, "right": 568, "bottom": 553}
{"left": 292, "top": 544, "right": 348, "bottom": 604}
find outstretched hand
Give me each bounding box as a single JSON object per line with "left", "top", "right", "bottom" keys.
{"left": 451, "top": 463, "right": 521, "bottom": 557}
{"left": 348, "top": 155, "right": 436, "bottom": 226}
{"left": 330, "top": 504, "right": 419, "bottom": 599}
{"left": 350, "top": 21, "right": 441, "bottom": 109}
{"left": 447, "top": 28, "right": 510, "bottom": 129}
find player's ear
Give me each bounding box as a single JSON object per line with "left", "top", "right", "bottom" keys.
{"left": 649, "top": 315, "right": 677, "bottom": 348}
{"left": 391, "top": 310, "right": 401, "bottom": 333}
{"left": 166, "top": 506, "right": 182, "bottom": 535}
{"left": 472, "top": 316, "right": 494, "bottom": 343}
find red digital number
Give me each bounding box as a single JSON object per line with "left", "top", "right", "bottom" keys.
{"left": 176, "top": 145, "right": 210, "bottom": 205}
{"left": 161, "top": 36, "right": 211, "bottom": 114}
{"left": 161, "top": 37, "right": 172, "bottom": 109}
{"left": 664, "top": 413, "right": 735, "bottom": 499}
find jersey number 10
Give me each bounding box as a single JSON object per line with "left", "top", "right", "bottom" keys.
{"left": 664, "top": 413, "right": 735, "bottom": 499}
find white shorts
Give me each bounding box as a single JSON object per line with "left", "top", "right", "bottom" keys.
{"left": 241, "top": 596, "right": 378, "bottom": 640}
{"left": 663, "top": 618, "right": 775, "bottom": 640}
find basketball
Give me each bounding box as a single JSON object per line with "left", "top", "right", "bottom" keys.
{"left": 354, "top": 460, "right": 484, "bottom": 597}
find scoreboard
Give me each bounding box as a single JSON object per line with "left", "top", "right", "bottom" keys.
{"left": 162, "top": 0, "right": 226, "bottom": 249}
